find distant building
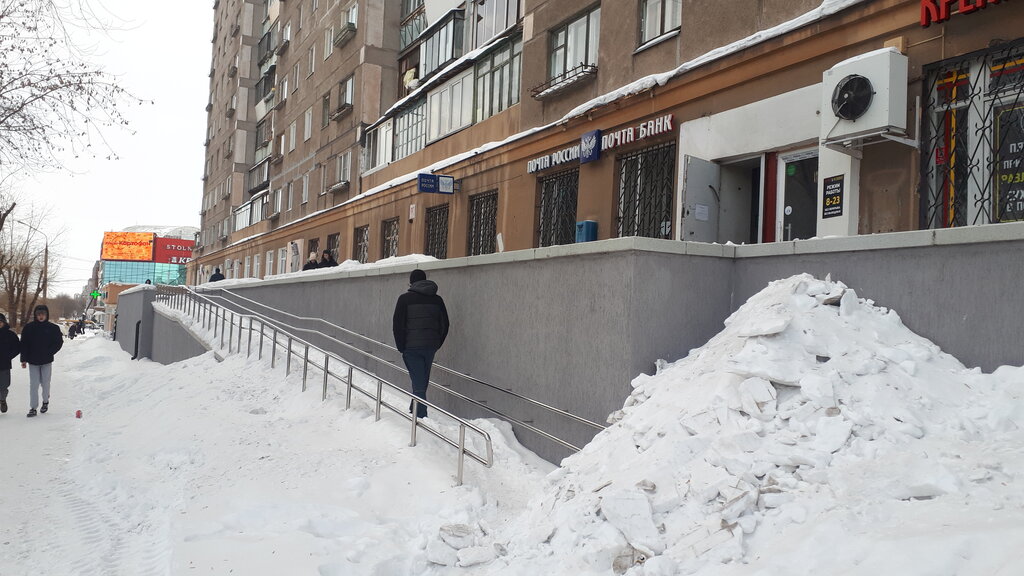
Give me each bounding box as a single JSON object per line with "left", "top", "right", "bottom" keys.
{"left": 98, "top": 225, "right": 198, "bottom": 286}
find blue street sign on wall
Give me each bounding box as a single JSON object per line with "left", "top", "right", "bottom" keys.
{"left": 417, "top": 173, "right": 455, "bottom": 194}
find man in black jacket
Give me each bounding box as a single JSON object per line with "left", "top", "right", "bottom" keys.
{"left": 392, "top": 269, "right": 449, "bottom": 418}
{"left": 0, "top": 313, "right": 20, "bottom": 414}
{"left": 318, "top": 250, "right": 338, "bottom": 268}
{"left": 20, "top": 304, "right": 63, "bottom": 417}
{"left": 209, "top": 268, "right": 225, "bottom": 282}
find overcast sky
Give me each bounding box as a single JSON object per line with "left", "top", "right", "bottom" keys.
{"left": 24, "top": 1, "right": 213, "bottom": 295}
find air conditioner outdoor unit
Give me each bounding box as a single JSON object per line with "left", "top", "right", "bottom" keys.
{"left": 820, "top": 47, "right": 915, "bottom": 156}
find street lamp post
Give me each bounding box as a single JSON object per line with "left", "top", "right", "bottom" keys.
{"left": 14, "top": 219, "right": 48, "bottom": 300}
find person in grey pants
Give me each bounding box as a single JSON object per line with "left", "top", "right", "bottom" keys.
{"left": 20, "top": 305, "right": 63, "bottom": 418}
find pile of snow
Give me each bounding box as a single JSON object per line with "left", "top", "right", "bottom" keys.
{"left": 475, "top": 274, "right": 1024, "bottom": 575}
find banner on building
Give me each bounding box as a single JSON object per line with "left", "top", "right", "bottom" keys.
{"left": 100, "top": 232, "right": 155, "bottom": 262}
{"left": 154, "top": 237, "right": 195, "bottom": 264}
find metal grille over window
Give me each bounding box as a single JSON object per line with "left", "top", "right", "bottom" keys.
{"left": 468, "top": 190, "right": 498, "bottom": 256}
{"left": 353, "top": 225, "right": 369, "bottom": 263}
{"left": 382, "top": 218, "right": 399, "bottom": 258}
{"left": 617, "top": 142, "right": 676, "bottom": 239}
{"left": 538, "top": 168, "right": 579, "bottom": 247}
{"left": 425, "top": 204, "right": 449, "bottom": 259}
{"left": 921, "top": 39, "right": 1024, "bottom": 228}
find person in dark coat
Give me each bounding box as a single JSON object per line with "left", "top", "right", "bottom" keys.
{"left": 392, "top": 269, "right": 449, "bottom": 418}
{"left": 0, "top": 313, "right": 20, "bottom": 414}
{"left": 318, "top": 250, "right": 338, "bottom": 268}
{"left": 302, "top": 251, "right": 320, "bottom": 271}
{"left": 209, "top": 268, "right": 225, "bottom": 282}
{"left": 20, "top": 304, "right": 63, "bottom": 418}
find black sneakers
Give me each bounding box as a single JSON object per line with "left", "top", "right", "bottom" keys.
{"left": 0, "top": 398, "right": 7, "bottom": 413}
{"left": 40, "top": 402, "right": 48, "bottom": 414}
{"left": 26, "top": 408, "right": 36, "bottom": 418}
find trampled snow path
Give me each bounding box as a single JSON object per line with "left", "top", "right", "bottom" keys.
{"left": 0, "top": 333, "right": 551, "bottom": 575}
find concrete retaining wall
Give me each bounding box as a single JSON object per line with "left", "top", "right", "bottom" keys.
{"left": 176, "top": 222, "right": 1024, "bottom": 462}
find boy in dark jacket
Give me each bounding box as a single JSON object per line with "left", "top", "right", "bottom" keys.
{"left": 392, "top": 269, "right": 449, "bottom": 418}
{"left": 0, "top": 313, "right": 20, "bottom": 414}
{"left": 20, "top": 304, "right": 63, "bottom": 417}
{"left": 318, "top": 250, "right": 338, "bottom": 268}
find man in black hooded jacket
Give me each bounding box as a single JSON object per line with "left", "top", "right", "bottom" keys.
{"left": 20, "top": 304, "right": 63, "bottom": 417}
{"left": 393, "top": 269, "right": 449, "bottom": 418}
{"left": 0, "top": 313, "right": 20, "bottom": 414}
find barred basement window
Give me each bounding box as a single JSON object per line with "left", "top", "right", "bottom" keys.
{"left": 353, "top": 225, "right": 369, "bottom": 263}
{"left": 920, "top": 38, "right": 1024, "bottom": 228}
{"left": 425, "top": 204, "right": 449, "bottom": 259}
{"left": 468, "top": 190, "right": 498, "bottom": 256}
{"left": 538, "top": 168, "right": 579, "bottom": 247}
{"left": 382, "top": 218, "right": 399, "bottom": 258}
{"left": 327, "top": 233, "right": 340, "bottom": 261}
{"left": 617, "top": 142, "right": 676, "bottom": 239}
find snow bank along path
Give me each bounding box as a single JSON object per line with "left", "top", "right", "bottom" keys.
{"left": 477, "top": 274, "right": 1024, "bottom": 575}
{"left": 2, "top": 274, "right": 1023, "bottom": 575}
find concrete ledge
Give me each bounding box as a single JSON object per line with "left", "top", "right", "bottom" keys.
{"left": 734, "top": 242, "right": 796, "bottom": 258}
{"left": 792, "top": 229, "right": 934, "bottom": 254}
{"left": 934, "top": 221, "right": 1024, "bottom": 245}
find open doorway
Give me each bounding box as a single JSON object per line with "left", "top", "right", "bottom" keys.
{"left": 719, "top": 157, "right": 762, "bottom": 244}
{"left": 777, "top": 150, "right": 819, "bottom": 241}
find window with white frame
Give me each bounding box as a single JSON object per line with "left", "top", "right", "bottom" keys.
{"left": 302, "top": 173, "right": 309, "bottom": 203}
{"left": 394, "top": 99, "right": 426, "bottom": 160}
{"left": 278, "top": 247, "right": 287, "bottom": 274}
{"left": 244, "top": 256, "right": 251, "bottom": 278}
{"left": 266, "top": 250, "right": 274, "bottom": 276}
{"left": 304, "top": 107, "right": 313, "bottom": 141}
{"left": 476, "top": 36, "right": 522, "bottom": 121}
{"left": 283, "top": 21, "right": 292, "bottom": 43}
{"left": 254, "top": 253, "right": 261, "bottom": 278}
{"left": 307, "top": 46, "right": 315, "bottom": 76}
{"left": 339, "top": 75, "right": 354, "bottom": 106}
{"left": 550, "top": 8, "right": 600, "bottom": 79}
{"left": 428, "top": 70, "right": 474, "bottom": 141}
{"left": 292, "top": 63, "right": 300, "bottom": 92}
{"left": 273, "top": 188, "right": 282, "bottom": 213}
{"left": 362, "top": 119, "right": 393, "bottom": 171}
{"left": 325, "top": 27, "right": 334, "bottom": 58}
{"left": 287, "top": 181, "right": 294, "bottom": 210}
{"left": 322, "top": 92, "right": 331, "bottom": 127}
{"left": 336, "top": 150, "right": 351, "bottom": 184}
{"left": 639, "top": 0, "right": 681, "bottom": 44}
{"left": 288, "top": 121, "right": 297, "bottom": 151}
{"left": 346, "top": 2, "right": 358, "bottom": 25}
{"left": 420, "top": 11, "right": 464, "bottom": 78}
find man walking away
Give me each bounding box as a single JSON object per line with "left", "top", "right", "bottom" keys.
{"left": 209, "top": 268, "right": 225, "bottom": 282}
{"left": 393, "top": 269, "right": 449, "bottom": 418}
{"left": 0, "top": 313, "right": 20, "bottom": 414}
{"left": 20, "top": 305, "right": 63, "bottom": 417}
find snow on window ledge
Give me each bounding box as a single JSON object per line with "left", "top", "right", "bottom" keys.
{"left": 634, "top": 29, "right": 679, "bottom": 55}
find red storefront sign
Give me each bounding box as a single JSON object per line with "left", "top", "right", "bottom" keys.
{"left": 154, "top": 237, "right": 195, "bottom": 264}
{"left": 921, "top": 0, "right": 1006, "bottom": 28}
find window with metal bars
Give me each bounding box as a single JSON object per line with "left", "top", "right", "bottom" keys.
{"left": 425, "top": 204, "right": 449, "bottom": 259}
{"left": 382, "top": 218, "right": 399, "bottom": 258}
{"left": 920, "top": 38, "right": 1024, "bottom": 228}
{"left": 616, "top": 142, "right": 676, "bottom": 239}
{"left": 468, "top": 190, "right": 498, "bottom": 255}
{"left": 327, "top": 233, "right": 340, "bottom": 261}
{"left": 538, "top": 168, "right": 579, "bottom": 247}
{"left": 353, "top": 225, "right": 369, "bottom": 263}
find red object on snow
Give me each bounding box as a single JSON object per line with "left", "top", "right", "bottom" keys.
{"left": 75, "top": 410, "right": 82, "bottom": 419}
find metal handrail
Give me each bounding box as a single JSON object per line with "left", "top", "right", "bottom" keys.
{"left": 196, "top": 288, "right": 589, "bottom": 452}
{"left": 206, "top": 286, "right": 606, "bottom": 431}
{"left": 153, "top": 285, "right": 493, "bottom": 485}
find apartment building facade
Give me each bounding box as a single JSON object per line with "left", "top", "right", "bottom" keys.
{"left": 194, "top": 0, "right": 1024, "bottom": 282}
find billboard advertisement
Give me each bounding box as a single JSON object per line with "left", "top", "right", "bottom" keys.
{"left": 100, "top": 232, "right": 155, "bottom": 262}
{"left": 154, "top": 237, "right": 195, "bottom": 265}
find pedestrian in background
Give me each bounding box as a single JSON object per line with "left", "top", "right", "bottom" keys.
{"left": 319, "top": 250, "right": 338, "bottom": 268}
{"left": 20, "top": 305, "right": 63, "bottom": 418}
{"left": 392, "top": 269, "right": 449, "bottom": 418}
{"left": 0, "top": 313, "right": 20, "bottom": 414}
{"left": 302, "top": 251, "right": 319, "bottom": 271}
{"left": 209, "top": 268, "right": 225, "bottom": 282}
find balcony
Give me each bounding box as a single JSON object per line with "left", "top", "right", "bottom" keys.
{"left": 530, "top": 64, "right": 598, "bottom": 100}
{"left": 333, "top": 22, "right": 357, "bottom": 49}
{"left": 205, "top": 102, "right": 212, "bottom": 112}
{"left": 276, "top": 38, "right": 290, "bottom": 55}
{"left": 246, "top": 159, "right": 271, "bottom": 194}
{"left": 400, "top": 8, "right": 426, "bottom": 51}
{"left": 327, "top": 180, "right": 350, "bottom": 194}
{"left": 330, "top": 102, "right": 353, "bottom": 122}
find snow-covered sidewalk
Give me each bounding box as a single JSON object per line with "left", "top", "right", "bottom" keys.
{"left": 0, "top": 334, "right": 550, "bottom": 575}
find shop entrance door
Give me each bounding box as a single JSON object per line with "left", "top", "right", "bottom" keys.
{"left": 776, "top": 150, "right": 819, "bottom": 241}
